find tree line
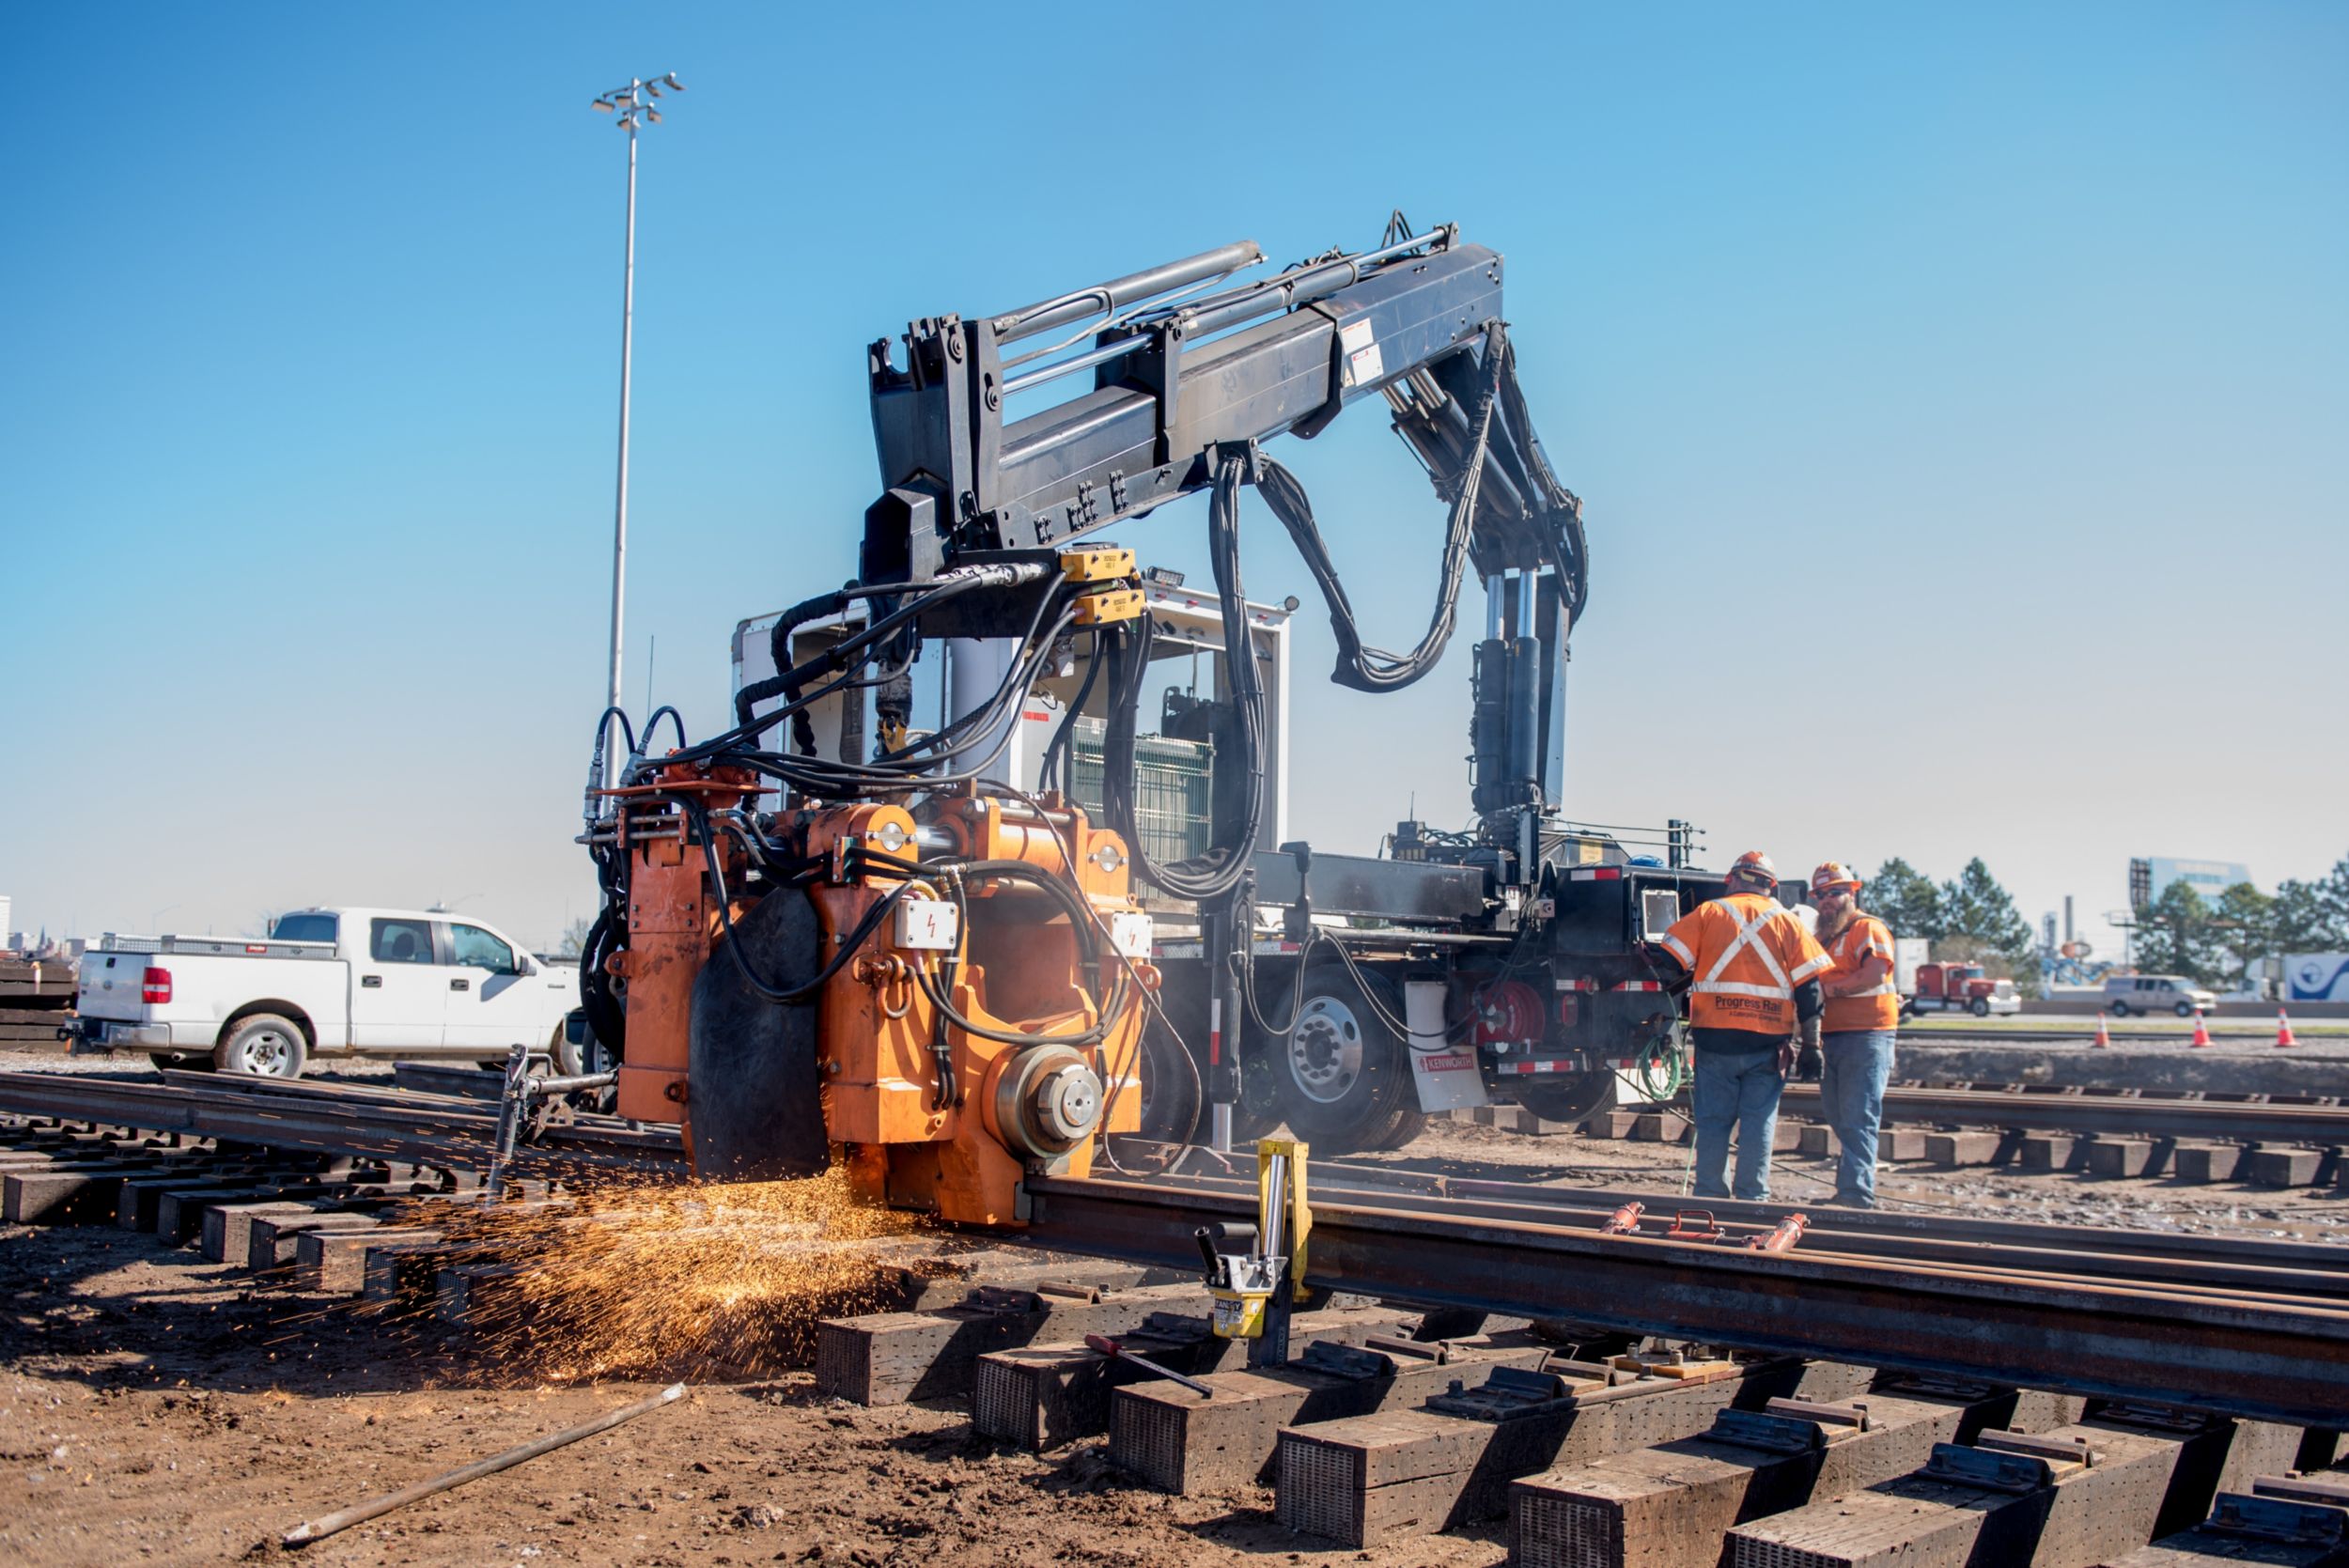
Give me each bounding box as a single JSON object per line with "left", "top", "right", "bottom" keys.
{"left": 1859, "top": 857, "right": 2041, "bottom": 994}
{"left": 2132, "top": 854, "right": 2349, "bottom": 989}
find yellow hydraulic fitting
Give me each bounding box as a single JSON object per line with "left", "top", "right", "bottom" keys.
{"left": 1073, "top": 588, "right": 1143, "bottom": 625}
{"left": 1059, "top": 546, "right": 1136, "bottom": 582}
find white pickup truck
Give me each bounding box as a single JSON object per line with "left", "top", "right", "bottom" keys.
{"left": 74, "top": 907, "right": 582, "bottom": 1078}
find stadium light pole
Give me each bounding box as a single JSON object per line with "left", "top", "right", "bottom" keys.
{"left": 590, "top": 73, "right": 684, "bottom": 784}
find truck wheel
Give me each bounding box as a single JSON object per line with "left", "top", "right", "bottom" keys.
{"left": 2108, "top": 1000, "right": 2128, "bottom": 1017}
{"left": 2175, "top": 1001, "right": 2195, "bottom": 1018}
{"left": 215, "top": 1015, "right": 308, "bottom": 1079}
{"left": 1968, "top": 997, "right": 1990, "bottom": 1017}
{"left": 1268, "top": 965, "right": 1425, "bottom": 1155}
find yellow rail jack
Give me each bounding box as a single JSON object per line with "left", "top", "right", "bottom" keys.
{"left": 1196, "top": 1138, "right": 1312, "bottom": 1366}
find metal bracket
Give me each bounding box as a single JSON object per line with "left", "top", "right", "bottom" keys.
{"left": 1426, "top": 1364, "right": 1581, "bottom": 1422}
{"left": 1298, "top": 1341, "right": 1397, "bottom": 1382}
{"left": 1922, "top": 1442, "right": 2058, "bottom": 1494}
{"left": 1707, "top": 1409, "right": 1828, "bottom": 1455}
{"left": 2209, "top": 1493, "right": 2348, "bottom": 1545}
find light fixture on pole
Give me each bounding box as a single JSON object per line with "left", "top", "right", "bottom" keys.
{"left": 589, "top": 72, "right": 685, "bottom": 786}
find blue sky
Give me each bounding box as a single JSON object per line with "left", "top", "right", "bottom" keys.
{"left": 2, "top": 2, "right": 2343, "bottom": 955}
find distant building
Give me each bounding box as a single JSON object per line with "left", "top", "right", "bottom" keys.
{"left": 2129, "top": 857, "right": 2252, "bottom": 912}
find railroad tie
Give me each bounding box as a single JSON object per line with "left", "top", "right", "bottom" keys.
{"left": 970, "top": 1305, "right": 1415, "bottom": 1453}
{"left": 2095, "top": 1489, "right": 2349, "bottom": 1568}
{"left": 1272, "top": 1356, "right": 1875, "bottom": 1547}
{"left": 243, "top": 1210, "right": 392, "bottom": 1272}
{"left": 2020, "top": 1132, "right": 2083, "bottom": 1171}
{"left": 295, "top": 1226, "right": 446, "bottom": 1294}
{"left": 1725, "top": 1406, "right": 2298, "bottom": 1568}
{"left": 1510, "top": 1387, "right": 2004, "bottom": 1568}
{"left": 813, "top": 1276, "right": 1206, "bottom": 1406}
{"left": 1112, "top": 1333, "right": 1560, "bottom": 1497}
{"left": 2247, "top": 1148, "right": 2326, "bottom": 1188}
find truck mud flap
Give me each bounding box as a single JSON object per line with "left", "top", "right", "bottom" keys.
{"left": 688, "top": 890, "right": 833, "bottom": 1183}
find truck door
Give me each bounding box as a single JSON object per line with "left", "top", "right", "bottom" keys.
{"left": 351, "top": 915, "right": 450, "bottom": 1049}
{"left": 443, "top": 922, "right": 547, "bottom": 1055}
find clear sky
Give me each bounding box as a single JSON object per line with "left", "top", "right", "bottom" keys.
{"left": 3, "top": 2, "right": 2343, "bottom": 956}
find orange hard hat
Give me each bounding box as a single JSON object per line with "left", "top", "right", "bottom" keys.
{"left": 1728, "top": 850, "right": 1778, "bottom": 889}
{"left": 1812, "top": 862, "right": 1862, "bottom": 894}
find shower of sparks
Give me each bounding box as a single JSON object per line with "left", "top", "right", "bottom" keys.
{"left": 402, "top": 1167, "right": 931, "bottom": 1381}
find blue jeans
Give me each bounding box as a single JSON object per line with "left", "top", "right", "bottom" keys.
{"left": 1820, "top": 1030, "right": 1897, "bottom": 1206}
{"left": 1690, "top": 1045, "right": 1784, "bottom": 1202}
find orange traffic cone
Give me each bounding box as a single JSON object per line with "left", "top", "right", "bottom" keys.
{"left": 2278, "top": 1007, "right": 2298, "bottom": 1048}
{"left": 2189, "top": 1007, "right": 2213, "bottom": 1048}
{"left": 2092, "top": 1012, "right": 2111, "bottom": 1048}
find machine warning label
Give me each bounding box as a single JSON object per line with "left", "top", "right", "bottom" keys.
{"left": 1339, "top": 318, "right": 1383, "bottom": 387}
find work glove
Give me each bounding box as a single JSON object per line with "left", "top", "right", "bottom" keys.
{"left": 1796, "top": 1017, "right": 1823, "bottom": 1081}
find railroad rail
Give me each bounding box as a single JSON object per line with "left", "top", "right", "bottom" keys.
{"left": 1029, "top": 1148, "right": 2349, "bottom": 1429}
{"left": 0, "top": 1068, "right": 683, "bottom": 1180}
{"left": 1782, "top": 1079, "right": 2349, "bottom": 1146}
{"left": 1899, "top": 1025, "right": 2329, "bottom": 1045}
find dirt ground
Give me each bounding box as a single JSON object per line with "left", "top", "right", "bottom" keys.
{"left": 1, "top": 1054, "right": 2342, "bottom": 1568}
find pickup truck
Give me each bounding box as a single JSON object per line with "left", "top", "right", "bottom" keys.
{"left": 73, "top": 907, "right": 582, "bottom": 1078}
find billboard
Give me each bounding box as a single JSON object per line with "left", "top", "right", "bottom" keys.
{"left": 2288, "top": 954, "right": 2349, "bottom": 1002}
{"left": 2130, "top": 857, "right": 2252, "bottom": 912}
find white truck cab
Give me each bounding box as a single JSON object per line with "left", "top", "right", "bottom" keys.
{"left": 74, "top": 907, "right": 581, "bottom": 1077}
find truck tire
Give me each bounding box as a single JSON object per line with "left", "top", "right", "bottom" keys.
{"left": 215, "top": 1014, "right": 308, "bottom": 1079}
{"left": 2108, "top": 1000, "right": 2129, "bottom": 1017}
{"left": 1968, "top": 997, "right": 1990, "bottom": 1017}
{"left": 2175, "top": 1001, "right": 2196, "bottom": 1018}
{"left": 1266, "top": 964, "right": 1425, "bottom": 1155}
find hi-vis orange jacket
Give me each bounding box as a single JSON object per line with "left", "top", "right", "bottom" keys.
{"left": 1659, "top": 892, "right": 1834, "bottom": 1035}
{"left": 1821, "top": 914, "right": 1901, "bottom": 1033}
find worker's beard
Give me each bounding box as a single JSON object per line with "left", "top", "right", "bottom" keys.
{"left": 1815, "top": 903, "right": 1858, "bottom": 942}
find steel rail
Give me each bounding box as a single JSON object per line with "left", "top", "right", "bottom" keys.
{"left": 1899, "top": 1027, "right": 2319, "bottom": 1044}
{"left": 0, "top": 1070, "right": 683, "bottom": 1179}
{"left": 1779, "top": 1081, "right": 2349, "bottom": 1144}
{"left": 1112, "top": 1146, "right": 2349, "bottom": 1301}
{"left": 1021, "top": 1170, "right": 2349, "bottom": 1429}
{"left": 1123, "top": 1141, "right": 2349, "bottom": 1274}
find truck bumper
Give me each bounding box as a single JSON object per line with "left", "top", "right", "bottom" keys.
{"left": 75, "top": 1019, "right": 179, "bottom": 1051}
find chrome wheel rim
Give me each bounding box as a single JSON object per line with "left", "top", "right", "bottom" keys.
{"left": 239, "top": 1029, "right": 295, "bottom": 1075}
{"left": 1289, "top": 996, "right": 1364, "bottom": 1105}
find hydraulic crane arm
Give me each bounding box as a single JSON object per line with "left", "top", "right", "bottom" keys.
{"left": 735, "top": 220, "right": 1587, "bottom": 877}
{"left": 856, "top": 221, "right": 1584, "bottom": 634}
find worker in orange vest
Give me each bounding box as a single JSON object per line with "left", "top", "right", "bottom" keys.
{"left": 1651, "top": 850, "right": 1832, "bottom": 1201}
{"left": 1811, "top": 862, "right": 1900, "bottom": 1208}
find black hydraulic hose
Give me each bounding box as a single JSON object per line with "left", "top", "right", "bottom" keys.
{"left": 685, "top": 801, "right": 914, "bottom": 1004}
{"left": 1040, "top": 629, "right": 1106, "bottom": 794}
{"left": 1258, "top": 323, "right": 1505, "bottom": 693}
{"left": 1102, "top": 452, "right": 1265, "bottom": 903}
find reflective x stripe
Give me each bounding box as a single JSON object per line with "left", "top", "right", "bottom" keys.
{"left": 1790, "top": 951, "right": 1834, "bottom": 982}
{"left": 1660, "top": 934, "right": 1695, "bottom": 967}
{"left": 1703, "top": 905, "right": 1792, "bottom": 991}
{"left": 1844, "top": 982, "right": 1898, "bottom": 997}
{"left": 1692, "top": 979, "right": 1792, "bottom": 1000}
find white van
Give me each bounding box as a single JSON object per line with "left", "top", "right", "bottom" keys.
{"left": 2102, "top": 973, "right": 2218, "bottom": 1018}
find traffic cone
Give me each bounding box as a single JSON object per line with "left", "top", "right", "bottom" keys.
{"left": 2278, "top": 1007, "right": 2298, "bottom": 1048}
{"left": 2092, "top": 1012, "right": 2110, "bottom": 1048}
{"left": 2189, "top": 1007, "right": 2213, "bottom": 1048}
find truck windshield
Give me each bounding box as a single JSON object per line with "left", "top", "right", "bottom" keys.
{"left": 272, "top": 913, "right": 338, "bottom": 942}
